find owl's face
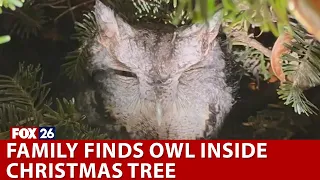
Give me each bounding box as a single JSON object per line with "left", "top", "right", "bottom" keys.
{"left": 89, "top": 0, "right": 234, "bottom": 139}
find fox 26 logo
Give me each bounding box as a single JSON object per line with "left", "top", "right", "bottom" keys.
{"left": 10, "top": 127, "right": 56, "bottom": 140}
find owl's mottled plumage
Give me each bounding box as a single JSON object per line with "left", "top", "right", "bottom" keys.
{"left": 85, "top": 0, "right": 235, "bottom": 139}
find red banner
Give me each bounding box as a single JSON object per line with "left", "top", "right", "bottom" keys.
{"left": 0, "top": 140, "right": 319, "bottom": 179}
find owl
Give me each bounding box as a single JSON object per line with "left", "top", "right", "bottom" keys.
{"left": 84, "top": 0, "right": 235, "bottom": 140}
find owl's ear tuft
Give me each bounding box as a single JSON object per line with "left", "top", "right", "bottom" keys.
{"left": 94, "top": 0, "right": 135, "bottom": 40}
{"left": 177, "top": 10, "right": 223, "bottom": 40}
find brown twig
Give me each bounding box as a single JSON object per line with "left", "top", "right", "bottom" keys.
{"left": 36, "top": 0, "right": 68, "bottom": 8}
{"left": 230, "top": 31, "right": 272, "bottom": 58}
{"left": 37, "top": 5, "right": 68, "bottom": 9}
{"left": 54, "top": 0, "right": 95, "bottom": 23}
{"left": 67, "top": 0, "right": 76, "bottom": 22}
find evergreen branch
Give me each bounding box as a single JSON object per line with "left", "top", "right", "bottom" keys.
{"left": 43, "top": 98, "right": 109, "bottom": 140}
{"left": 63, "top": 47, "right": 91, "bottom": 81}
{"left": 153, "top": 0, "right": 291, "bottom": 36}
{"left": 0, "top": 62, "right": 109, "bottom": 139}
{"left": 281, "top": 23, "right": 320, "bottom": 89}
{"left": 277, "top": 82, "right": 318, "bottom": 116}
{"left": 0, "top": 62, "right": 52, "bottom": 125}
{"left": 0, "top": 104, "right": 38, "bottom": 139}
{"left": 0, "top": 62, "right": 53, "bottom": 140}
{"left": 0, "top": 104, "right": 26, "bottom": 131}
{"left": 234, "top": 46, "right": 271, "bottom": 81}
{"left": 0, "top": 0, "right": 24, "bottom": 44}
{"left": 62, "top": 11, "right": 98, "bottom": 82}
{"left": 43, "top": 98, "right": 84, "bottom": 125}
{"left": 73, "top": 12, "right": 98, "bottom": 41}
{"left": 277, "top": 23, "right": 320, "bottom": 116}
{"left": 3, "top": 0, "right": 47, "bottom": 39}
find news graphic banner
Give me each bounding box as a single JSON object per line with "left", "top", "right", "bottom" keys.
{"left": 0, "top": 127, "right": 319, "bottom": 179}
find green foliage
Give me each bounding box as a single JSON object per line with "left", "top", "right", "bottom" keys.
{"left": 278, "top": 82, "right": 318, "bottom": 116}
{"left": 131, "top": 0, "right": 217, "bottom": 25}
{"left": 277, "top": 23, "right": 320, "bottom": 116}
{"left": 8, "top": 0, "right": 47, "bottom": 39}
{"left": 62, "top": 11, "right": 98, "bottom": 82}
{"left": 43, "top": 98, "right": 109, "bottom": 140}
{"left": 0, "top": 62, "right": 109, "bottom": 139}
{"left": 0, "top": 0, "right": 24, "bottom": 12}
{"left": 0, "top": 0, "right": 24, "bottom": 44}
{"left": 234, "top": 46, "right": 271, "bottom": 81}
{"left": 0, "top": 35, "right": 10, "bottom": 44}
{"left": 0, "top": 0, "right": 48, "bottom": 43}
{"left": 0, "top": 63, "right": 51, "bottom": 125}
{"left": 131, "top": 0, "right": 190, "bottom": 25}
{"left": 222, "top": 0, "right": 289, "bottom": 36}
{"left": 132, "top": 0, "right": 290, "bottom": 35}
{"left": 0, "top": 63, "right": 51, "bottom": 137}
{"left": 171, "top": 0, "right": 217, "bottom": 25}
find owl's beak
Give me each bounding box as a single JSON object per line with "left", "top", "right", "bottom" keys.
{"left": 155, "top": 101, "right": 163, "bottom": 126}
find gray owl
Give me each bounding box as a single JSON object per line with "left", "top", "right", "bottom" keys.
{"left": 84, "top": 0, "right": 236, "bottom": 140}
